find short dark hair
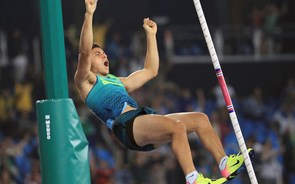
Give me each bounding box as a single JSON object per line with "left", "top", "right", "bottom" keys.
{"left": 92, "top": 42, "right": 101, "bottom": 49}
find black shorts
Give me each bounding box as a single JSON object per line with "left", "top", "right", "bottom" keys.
{"left": 112, "top": 106, "right": 156, "bottom": 151}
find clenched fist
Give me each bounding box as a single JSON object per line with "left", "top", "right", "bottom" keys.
{"left": 143, "top": 18, "right": 157, "bottom": 35}
{"left": 85, "top": 0, "right": 98, "bottom": 14}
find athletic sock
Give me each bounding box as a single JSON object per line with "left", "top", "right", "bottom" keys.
{"left": 185, "top": 170, "right": 199, "bottom": 184}
{"left": 219, "top": 156, "right": 228, "bottom": 171}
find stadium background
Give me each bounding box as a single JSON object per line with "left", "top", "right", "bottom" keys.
{"left": 0, "top": 0, "right": 294, "bottom": 183}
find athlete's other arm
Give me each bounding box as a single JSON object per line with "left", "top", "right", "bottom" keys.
{"left": 120, "top": 18, "right": 159, "bottom": 92}
{"left": 74, "top": 0, "right": 98, "bottom": 89}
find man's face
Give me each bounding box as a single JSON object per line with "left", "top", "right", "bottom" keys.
{"left": 91, "top": 47, "right": 109, "bottom": 76}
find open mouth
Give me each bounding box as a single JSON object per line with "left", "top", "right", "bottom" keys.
{"left": 104, "top": 60, "right": 109, "bottom": 67}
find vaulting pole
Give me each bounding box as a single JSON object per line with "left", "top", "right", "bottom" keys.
{"left": 192, "top": 0, "right": 258, "bottom": 183}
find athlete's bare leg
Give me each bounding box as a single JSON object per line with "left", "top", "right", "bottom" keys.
{"left": 166, "top": 112, "right": 226, "bottom": 164}
{"left": 132, "top": 112, "right": 226, "bottom": 174}
{"left": 132, "top": 114, "right": 196, "bottom": 175}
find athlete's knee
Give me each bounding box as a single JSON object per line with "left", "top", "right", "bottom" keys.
{"left": 199, "top": 112, "right": 210, "bottom": 122}
{"left": 172, "top": 120, "right": 187, "bottom": 135}
{"left": 193, "top": 112, "right": 212, "bottom": 129}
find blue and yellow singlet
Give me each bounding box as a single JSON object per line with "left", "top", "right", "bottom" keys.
{"left": 85, "top": 74, "right": 138, "bottom": 129}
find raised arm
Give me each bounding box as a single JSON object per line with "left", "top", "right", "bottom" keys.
{"left": 74, "top": 0, "right": 98, "bottom": 88}
{"left": 120, "top": 18, "right": 159, "bottom": 92}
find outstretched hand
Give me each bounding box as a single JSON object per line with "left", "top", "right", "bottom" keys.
{"left": 143, "top": 18, "right": 157, "bottom": 35}
{"left": 85, "top": 0, "right": 98, "bottom": 14}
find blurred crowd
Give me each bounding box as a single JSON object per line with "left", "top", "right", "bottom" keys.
{"left": 167, "top": 2, "right": 294, "bottom": 58}
{"left": 1, "top": 1, "right": 295, "bottom": 184}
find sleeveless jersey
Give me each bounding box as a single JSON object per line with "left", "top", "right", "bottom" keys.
{"left": 85, "top": 74, "right": 138, "bottom": 129}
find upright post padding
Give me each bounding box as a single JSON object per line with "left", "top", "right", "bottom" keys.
{"left": 36, "top": 99, "right": 91, "bottom": 184}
